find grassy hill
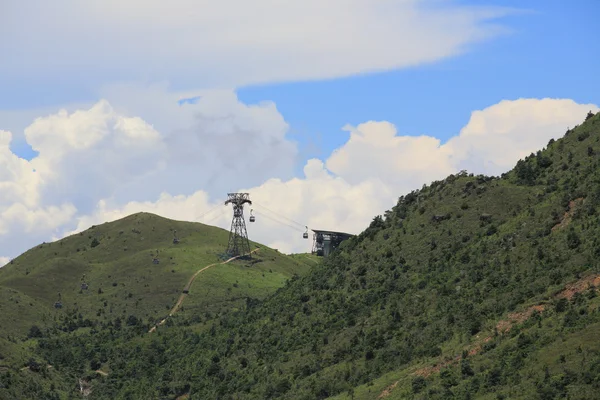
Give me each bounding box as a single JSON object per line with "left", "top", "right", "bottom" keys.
{"left": 2, "top": 111, "right": 600, "bottom": 399}
{"left": 0, "top": 213, "right": 312, "bottom": 335}
{"left": 0, "top": 212, "right": 313, "bottom": 396}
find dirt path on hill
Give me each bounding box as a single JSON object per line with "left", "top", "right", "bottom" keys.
{"left": 377, "top": 273, "right": 600, "bottom": 398}
{"left": 149, "top": 249, "right": 260, "bottom": 333}
{"left": 551, "top": 198, "right": 584, "bottom": 232}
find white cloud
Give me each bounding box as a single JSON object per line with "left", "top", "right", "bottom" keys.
{"left": 326, "top": 122, "right": 455, "bottom": 190}
{"left": 445, "top": 98, "right": 599, "bottom": 175}
{"left": 1, "top": 130, "right": 41, "bottom": 207}
{"left": 66, "top": 159, "right": 394, "bottom": 254}
{"left": 0, "top": 0, "right": 513, "bottom": 93}
{"left": 1, "top": 89, "right": 296, "bottom": 213}
{"left": 330, "top": 99, "right": 599, "bottom": 187}
{"left": 0, "top": 96, "right": 597, "bottom": 258}
{"left": 0, "top": 88, "right": 298, "bottom": 256}
{"left": 0, "top": 257, "right": 9, "bottom": 268}
{"left": 0, "top": 203, "right": 77, "bottom": 236}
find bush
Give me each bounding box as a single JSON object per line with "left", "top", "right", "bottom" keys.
{"left": 567, "top": 230, "right": 581, "bottom": 249}
{"left": 412, "top": 376, "right": 427, "bottom": 393}
{"left": 27, "top": 325, "right": 43, "bottom": 339}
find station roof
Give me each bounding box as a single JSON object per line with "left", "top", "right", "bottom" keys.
{"left": 311, "top": 229, "right": 354, "bottom": 237}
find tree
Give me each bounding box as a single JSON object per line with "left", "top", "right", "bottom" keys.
{"left": 412, "top": 376, "right": 426, "bottom": 393}
{"left": 27, "top": 325, "right": 43, "bottom": 339}
{"left": 567, "top": 230, "right": 581, "bottom": 249}
{"left": 585, "top": 110, "right": 595, "bottom": 121}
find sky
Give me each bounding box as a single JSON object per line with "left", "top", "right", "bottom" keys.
{"left": 1, "top": 0, "right": 599, "bottom": 264}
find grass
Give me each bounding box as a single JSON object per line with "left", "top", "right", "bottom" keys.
{"left": 0, "top": 212, "right": 314, "bottom": 338}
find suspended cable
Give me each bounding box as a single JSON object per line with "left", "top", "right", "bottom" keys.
{"left": 192, "top": 200, "right": 225, "bottom": 222}
{"left": 253, "top": 203, "right": 306, "bottom": 229}
{"left": 254, "top": 203, "right": 305, "bottom": 228}
{"left": 253, "top": 209, "right": 305, "bottom": 233}
{"left": 204, "top": 208, "right": 230, "bottom": 225}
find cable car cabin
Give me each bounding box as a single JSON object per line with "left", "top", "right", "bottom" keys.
{"left": 303, "top": 232, "right": 308, "bottom": 239}
{"left": 173, "top": 238, "right": 180, "bottom": 244}
{"left": 249, "top": 216, "right": 255, "bottom": 222}
{"left": 54, "top": 302, "right": 63, "bottom": 309}
{"left": 81, "top": 283, "right": 89, "bottom": 290}
{"left": 152, "top": 258, "right": 160, "bottom": 265}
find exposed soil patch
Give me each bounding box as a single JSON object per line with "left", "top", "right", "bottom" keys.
{"left": 377, "top": 380, "right": 399, "bottom": 399}
{"left": 496, "top": 304, "right": 546, "bottom": 334}
{"left": 79, "top": 378, "right": 92, "bottom": 397}
{"left": 552, "top": 198, "right": 584, "bottom": 232}
{"left": 557, "top": 274, "right": 600, "bottom": 300}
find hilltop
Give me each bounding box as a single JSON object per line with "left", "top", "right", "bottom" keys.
{"left": 2, "top": 112, "right": 600, "bottom": 399}
{"left": 0, "top": 212, "right": 312, "bottom": 386}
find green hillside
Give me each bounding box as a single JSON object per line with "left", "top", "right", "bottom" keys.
{"left": 2, "top": 112, "right": 600, "bottom": 399}
{"left": 0, "top": 213, "right": 313, "bottom": 398}
{"left": 0, "top": 213, "right": 312, "bottom": 335}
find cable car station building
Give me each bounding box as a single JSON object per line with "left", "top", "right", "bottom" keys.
{"left": 311, "top": 230, "right": 354, "bottom": 257}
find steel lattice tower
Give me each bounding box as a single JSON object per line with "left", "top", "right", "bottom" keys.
{"left": 224, "top": 193, "right": 252, "bottom": 257}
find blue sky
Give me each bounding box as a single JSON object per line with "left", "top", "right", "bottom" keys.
{"left": 6, "top": 0, "right": 599, "bottom": 165}
{"left": 236, "top": 0, "right": 600, "bottom": 165}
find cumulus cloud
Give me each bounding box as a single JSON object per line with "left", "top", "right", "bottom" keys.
{"left": 94, "top": 86, "right": 297, "bottom": 202}
{"left": 0, "top": 96, "right": 597, "bottom": 257}
{"left": 1, "top": 130, "right": 41, "bottom": 207}
{"left": 66, "top": 159, "right": 394, "bottom": 254}
{"left": 0, "top": 89, "right": 298, "bottom": 256}
{"left": 330, "top": 99, "right": 600, "bottom": 187}
{"left": 2, "top": 89, "right": 296, "bottom": 211}
{"left": 327, "top": 122, "right": 455, "bottom": 191}
{"left": 25, "top": 101, "right": 167, "bottom": 213}
{"left": 445, "top": 98, "right": 599, "bottom": 175}
{"left": 57, "top": 98, "right": 597, "bottom": 254}
{"left": 0, "top": 0, "right": 514, "bottom": 94}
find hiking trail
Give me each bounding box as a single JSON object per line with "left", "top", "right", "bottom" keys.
{"left": 149, "top": 248, "right": 260, "bottom": 333}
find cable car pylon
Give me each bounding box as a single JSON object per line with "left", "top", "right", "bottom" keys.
{"left": 224, "top": 193, "right": 252, "bottom": 257}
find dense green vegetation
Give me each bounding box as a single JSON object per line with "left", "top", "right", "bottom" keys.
{"left": 1, "top": 112, "right": 599, "bottom": 399}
